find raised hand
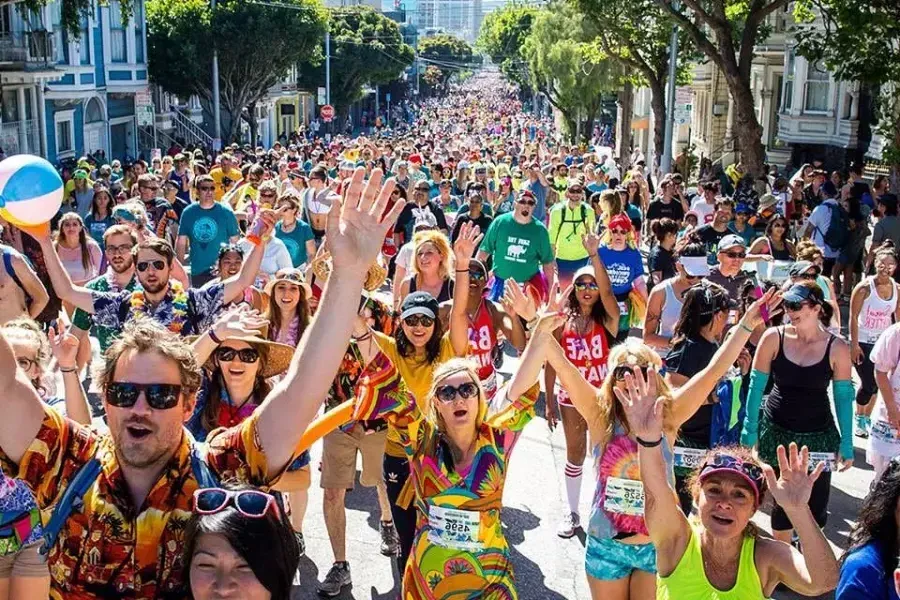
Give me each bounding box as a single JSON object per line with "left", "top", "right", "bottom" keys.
{"left": 211, "top": 304, "right": 270, "bottom": 341}
{"left": 582, "top": 232, "right": 601, "bottom": 255}
{"left": 48, "top": 318, "right": 79, "bottom": 370}
{"left": 763, "top": 443, "right": 824, "bottom": 512}
{"left": 612, "top": 366, "right": 664, "bottom": 442}
{"left": 546, "top": 282, "right": 573, "bottom": 314}
{"left": 502, "top": 279, "right": 537, "bottom": 322}
{"left": 453, "top": 221, "right": 483, "bottom": 263}
{"left": 326, "top": 168, "right": 405, "bottom": 277}
{"left": 741, "top": 287, "right": 783, "bottom": 330}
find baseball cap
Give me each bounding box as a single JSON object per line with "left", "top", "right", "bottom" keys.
{"left": 735, "top": 203, "right": 753, "bottom": 214}
{"left": 572, "top": 265, "right": 597, "bottom": 283}
{"left": 788, "top": 260, "right": 820, "bottom": 278}
{"left": 718, "top": 234, "right": 746, "bottom": 253}
{"left": 782, "top": 282, "right": 821, "bottom": 304}
{"left": 400, "top": 291, "right": 439, "bottom": 321}
{"left": 680, "top": 256, "right": 710, "bottom": 277}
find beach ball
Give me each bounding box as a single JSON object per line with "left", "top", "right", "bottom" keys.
{"left": 0, "top": 155, "right": 63, "bottom": 227}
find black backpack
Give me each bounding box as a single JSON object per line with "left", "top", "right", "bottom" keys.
{"left": 821, "top": 202, "right": 850, "bottom": 250}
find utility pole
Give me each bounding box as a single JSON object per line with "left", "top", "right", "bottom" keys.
{"left": 415, "top": 47, "right": 420, "bottom": 96}
{"left": 325, "top": 29, "right": 331, "bottom": 106}
{"left": 211, "top": 0, "right": 221, "bottom": 146}
{"left": 659, "top": 2, "right": 679, "bottom": 174}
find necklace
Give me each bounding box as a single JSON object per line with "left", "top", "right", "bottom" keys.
{"left": 130, "top": 280, "right": 189, "bottom": 334}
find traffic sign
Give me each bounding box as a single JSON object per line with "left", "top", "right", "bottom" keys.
{"left": 317, "top": 87, "right": 326, "bottom": 105}
{"left": 674, "top": 86, "right": 693, "bottom": 125}
{"left": 320, "top": 104, "right": 335, "bottom": 122}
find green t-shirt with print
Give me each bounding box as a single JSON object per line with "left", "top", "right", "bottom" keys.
{"left": 480, "top": 212, "right": 553, "bottom": 282}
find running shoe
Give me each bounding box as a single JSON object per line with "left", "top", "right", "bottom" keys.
{"left": 317, "top": 562, "right": 351, "bottom": 597}
{"left": 295, "top": 531, "right": 306, "bottom": 557}
{"left": 855, "top": 415, "right": 869, "bottom": 438}
{"left": 380, "top": 520, "right": 400, "bottom": 557}
{"left": 557, "top": 512, "right": 580, "bottom": 538}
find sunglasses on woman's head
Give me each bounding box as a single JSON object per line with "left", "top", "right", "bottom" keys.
{"left": 404, "top": 315, "right": 434, "bottom": 328}
{"left": 700, "top": 453, "right": 765, "bottom": 495}
{"left": 136, "top": 260, "right": 166, "bottom": 272}
{"left": 215, "top": 347, "right": 260, "bottom": 363}
{"left": 105, "top": 382, "right": 182, "bottom": 409}
{"left": 435, "top": 381, "right": 479, "bottom": 403}
{"left": 193, "top": 488, "right": 278, "bottom": 518}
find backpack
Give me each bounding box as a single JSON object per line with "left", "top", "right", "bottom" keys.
{"left": 553, "top": 203, "right": 589, "bottom": 246}
{"left": 40, "top": 442, "right": 218, "bottom": 555}
{"left": 821, "top": 202, "right": 850, "bottom": 250}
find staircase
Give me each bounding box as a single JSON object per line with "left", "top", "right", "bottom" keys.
{"left": 170, "top": 108, "right": 215, "bottom": 149}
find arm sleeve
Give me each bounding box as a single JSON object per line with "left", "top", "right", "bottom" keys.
{"left": 833, "top": 379, "right": 855, "bottom": 460}
{"left": 740, "top": 369, "right": 769, "bottom": 447}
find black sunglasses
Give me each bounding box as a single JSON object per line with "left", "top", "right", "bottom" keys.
{"left": 518, "top": 199, "right": 536, "bottom": 206}
{"left": 215, "top": 347, "right": 260, "bottom": 363}
{"left": 404, "top": 315, "right": 435, "bottom": 328}
{"left": 612, "top": 364, "right": 650, "bottom": 381}
{"left": 136, "top": 260, "right": 166, "bottom": 272}
{"left": 435, "top": 382, "right": 479, "bottom": 403}
{"left": 784, "top": 299, "right": 812, "bottom": 312}
{"left": 105, "top": 382, "right": 182, "bottom": 409}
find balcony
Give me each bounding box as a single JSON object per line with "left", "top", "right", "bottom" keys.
{"left": 0, "top": 31, "right": 56, "bottom": 71}
{"left": 0, "top": 119, "right": 41, "bottom": 155}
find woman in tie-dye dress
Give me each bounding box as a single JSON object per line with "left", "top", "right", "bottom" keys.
{"left": 352, "top": 313, "right": 549, "bottom": 600}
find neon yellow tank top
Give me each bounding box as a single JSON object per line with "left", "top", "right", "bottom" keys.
{"left": 657, "top": 525, "right": 766, "bottom": 600}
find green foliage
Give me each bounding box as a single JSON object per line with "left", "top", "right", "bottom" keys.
{"left": 476, "top": 4, "right": 537, "bottom": 89}
{"left": 147, "top": 0, "right": 326, "bottom": 139}
{"left": 298, "top": 6, "right": 414, "bottom": 111}
{"left": 418, "top": 34, "right": 479, "bottom": 90}
{"left": 18, "top": 0, "right": 133, "bottom": 38}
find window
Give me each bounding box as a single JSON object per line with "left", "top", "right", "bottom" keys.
{"left": 56, "top": 118, "right": 73, "bottom": 154}
{"left": 783, "top": 49, "right": 795, "bottom": 111}
{"left": 134, "top": 0, "right": 144, "bottom": 63}
{"left": 109, "top": 0, "right": 126, "bottom": 63}
{"left": 79, "top": 16, "right": 90, "bottom": 64}
{"left": 804, "top": 60, "right": 830, "bottom": 112}
{"left": 51, "top": 2, "right": 68, "bottom": 64}
{"left": 2, "top": 90, "right": 18, "bottom": 123}
{"left": 0, "top": 5, "right": 12, "bottom": 36}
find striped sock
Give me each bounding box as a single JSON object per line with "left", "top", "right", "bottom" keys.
{"left": 564, "top": 461, "right": 583, "bottom": 515}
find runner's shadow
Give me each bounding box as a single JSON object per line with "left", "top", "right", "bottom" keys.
{"left": 343, "top": 471, "right": 384, "bottom": 532}
{"left": 502, "top": 506, "right": 569, "bottom": 600}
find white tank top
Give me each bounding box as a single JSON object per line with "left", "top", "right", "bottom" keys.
{"left": 660, "top": 278, "right": 684, "bottom": 338}
{"left": 858, "top": 278, "right": 897, "bottom": 344}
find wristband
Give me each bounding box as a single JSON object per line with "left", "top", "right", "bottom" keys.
{"left": 739, "top": 322, "right": 754, "bottom": 333}
{"left": 636, "top": 435, "right": 663, "bottom": 448}
{"left": 59, "top": 367, "right": 78, "bottom": 373}
{"left": 455, "top": 269, "right": 469, "bottom": 273}
{"left": 209, "top": 330, "right": 223, "bottom": 345}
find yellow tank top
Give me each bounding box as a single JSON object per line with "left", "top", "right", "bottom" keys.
{"left": 657, "top": 525, "right": 766, "bottom": 600}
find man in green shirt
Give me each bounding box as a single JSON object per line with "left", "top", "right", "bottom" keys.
{"left": 71, "top": 225, "right": 138, "bottom": 357}
{"left": 548, "top": 179, "right": 596, "bottom": 287}
{"left": 477, "top": 189, "right": 556, "bottom": 304}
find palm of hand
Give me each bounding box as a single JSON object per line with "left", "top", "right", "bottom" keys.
{"left": 769, "top": 476, "right": 812, "bottom": 510}
{"left": 55, "top": 336, "right": 79, "bottom": 363}
{"left": 330, "top": 211, "right": 381, "bottom": 270}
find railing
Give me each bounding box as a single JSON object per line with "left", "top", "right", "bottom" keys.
{"left": 0, "top": 30, "right": 55, "bottom": 65}
{"left": 0, "top": 119, "right": 41, "bottom": 155}
{"left": 170, "top": 108, "right": 214, "bottom": 148}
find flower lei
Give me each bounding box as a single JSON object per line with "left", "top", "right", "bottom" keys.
{"left": 130, "top": 280, "right": 189, "bottom": 335}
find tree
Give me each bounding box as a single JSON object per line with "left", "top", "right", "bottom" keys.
{"left": 417, "top": 34, "right": 479, "bottom": 92}
{"left": 577, "top": 0, "right": 693, "bottom": 166}
{"left": 14, "top": 0, "right": 132, "bottom": 37}
{"left": 793, "top": 0, "right": 900, "bottom": 181}
{"left": 653, "top": 0, "right": 791, "bottom": 175}
{"left": 147, "top": 0, "right": 327, "bottom": 143}
{"left": 298, "top": 7, "right": 414, "bottom": 113}
{"left": 476, "top": 4, "right": 537, "bottom": 90}
{"left": 521, "top": 2, "right": 623, "bottom": 142}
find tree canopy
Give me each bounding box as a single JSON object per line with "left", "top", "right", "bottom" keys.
{"left": 476, "top": 4, "right": 537, "bottom": 89}
{"left": 147, "top": 0, "right": 327, "bottom": 142}
{"left": 298, "top": 6, "right": 414, "bottom": 112}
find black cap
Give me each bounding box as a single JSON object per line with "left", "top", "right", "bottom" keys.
{"left": 400, "top": 291, "right": 438, "bottom": 320}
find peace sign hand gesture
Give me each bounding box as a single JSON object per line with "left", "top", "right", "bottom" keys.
{"left": 612, "top": 366, "right": 664, "bottom": 442}
{"left": 763, "top": 443, "right": 824, "bottom": 512}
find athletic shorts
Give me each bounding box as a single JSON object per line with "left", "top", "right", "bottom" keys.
{"left": 320, "top": 426, "right": 388, "bottom": 490}
{"left": 0, "top": 542, "right": 47, "bottom": 578}
{"left": 585, "top": 535, "right": 657, "bottom": 581}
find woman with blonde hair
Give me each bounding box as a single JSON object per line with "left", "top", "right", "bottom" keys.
{"left": 528, "top": 287, "right": 779, "bottom": 600}
{"left": 397, "top": 229, "right": 455, "bottom": 308}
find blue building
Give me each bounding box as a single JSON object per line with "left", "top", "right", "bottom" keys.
{"left": 0, "top": 0, "right": 147, "bottom": 163}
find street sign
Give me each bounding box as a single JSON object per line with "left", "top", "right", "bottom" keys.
{"left": 136, "top": 105, "right": 154, "bottom": 126}
{"left": 317, "top": 87, "right": 327, "bottom": 105}
{"left": 320, "top": 104, "right": 335, "bottom": 122}
{"left": 674, "top": 86, "right": 693, "bottom": 125}
{"left": 135, "top": 90, "right": 152, "bottom": 107}
{"left": 386, "top": 93, "right": 391, "bottom": 103}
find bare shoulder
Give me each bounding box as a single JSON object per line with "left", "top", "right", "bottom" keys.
{"left": 754, "top": 535, "right": 794, "bottom": 589}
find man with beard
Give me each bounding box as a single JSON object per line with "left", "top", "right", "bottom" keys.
{"left": 130, "top": 173, "right": 170, "bottom": 232}
{"left": 24, "top": 212, "right": 273, "bottom": 337}
{"left": 477, "top": 189, "right": 556, "bottom": 304}
{"left": 71, "top": 225, "right": 139, "bottom": 357}
{"left": 0, "top": 168, "right": 404, "bottom": 598}
{"left": 693, "top": 198, "right": 735, "bottom": 265}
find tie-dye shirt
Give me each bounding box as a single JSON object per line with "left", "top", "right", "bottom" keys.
{"left": 353, "top": 352, "right": 539, "bottom": 600}
{"left": 0, "top": 406, "right": 292, "bottom": 599}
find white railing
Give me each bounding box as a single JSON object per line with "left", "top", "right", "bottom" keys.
{"left": 171, "top": 108, "right": 214, "bottom": 147}
{"left": 0, "top": 120, "right": 41, "bottom": 156}
{"left": 0, "top": 30, "right": 55, "bottom": 65}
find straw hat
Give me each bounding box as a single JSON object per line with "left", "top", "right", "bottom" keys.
{"left": 204, "top": 331, "right": 295, "bottom": 379}
{"left": 263, "top": 268, "right": 312, "bottom": 299}
{"left": 310, "top": 253, "right": 387, "bottom": 293}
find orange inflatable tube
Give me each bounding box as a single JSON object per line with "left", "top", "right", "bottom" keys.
{"left": 294, "top": 400, "right": 354, "bottom": 454}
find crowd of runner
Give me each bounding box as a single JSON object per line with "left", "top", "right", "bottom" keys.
{"left": 0, "top": 71, "right": 898, "bottom": 600}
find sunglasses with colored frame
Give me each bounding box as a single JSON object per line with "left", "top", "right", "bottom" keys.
{"left": 193, "top": 488, "right": 279, "bottom": 518}
{"left": 105, "top": 382, "right": 183, "bottom": 409}
{"left": 403, "top": 315, "right": 435, "bottom": 328}
{"left": 574, "top": 281, "right": 599, "bottom": 292}
{"left": 136, "top": 260, "right": 166, "bottom": 272}
{"left": 468, "top": 269, "right": 486, "bottom": 281}
{"left": 435, "top": 382, "right": 480, "bottom": 403}
{"left": 214, "top": 347, "right": 261, "bottom": 363}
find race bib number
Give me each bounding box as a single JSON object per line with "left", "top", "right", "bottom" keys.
{"left": 673, "top": 446, "right": 707, "bottom": 469}
{"left": 872, "top": 420, "right": 900, "bottom": 443}
{"left": 617, "top": 301, "right": 628, "bottom": 315}
{"left": 603, "top": 477, "right": 645, "bottom": 516}
{"left": 807, "top": 452, "right": 837, "bottom": 472}
{"left": 427, "top": 505, "right": 483, "bottom": 551}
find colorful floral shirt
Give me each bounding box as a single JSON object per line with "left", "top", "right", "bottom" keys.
{"left": 72, "top": 272, "right": 138, "bottom": 351}
{"left": 353, "top": 353, "right": 539, "bottom": 600}
{"left": 89, "top": 281, "right": 224, "bottom": 337}
{"left": 0, "top": 407, "right": 289, "bottom": 599}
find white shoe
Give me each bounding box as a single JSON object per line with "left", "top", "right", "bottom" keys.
{"left": 557, "top": 512, "right": 580, "bottom": 538}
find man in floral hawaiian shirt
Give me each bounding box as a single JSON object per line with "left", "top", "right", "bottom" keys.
{"left": 24, "top": 214, "right": 273, "bottom": 337}
{"left": 0, "top": 168, "right": 404, "bottom": 598}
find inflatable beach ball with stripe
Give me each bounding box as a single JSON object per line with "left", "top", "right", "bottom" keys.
{"left": 0, "top": 155, "right": 63, "bottom": 227}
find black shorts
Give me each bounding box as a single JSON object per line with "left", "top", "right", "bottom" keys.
{"left": 854, "top": 342, "right": 877, "bottom": 405}
{"left": 771, "top": 468, "right": 831, "bottom": 530}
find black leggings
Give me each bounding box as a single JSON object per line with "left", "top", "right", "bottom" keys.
{"left": 854, "top": 342, "right": 877, "bottom": 406}
{"left": 383, "top": 454, "right": 416, "bottom": 574}
{"left": 771, "top": 468, "right": 831, "bottom": 531}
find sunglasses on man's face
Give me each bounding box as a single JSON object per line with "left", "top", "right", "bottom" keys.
{"left": 723, "top": 252, "right": 746, "bottom": 259}
{"left": 435, "top": 381, "right": 479, "bottom": 403}
{"left": 136, "top": 260, "right": 166, "bottom": 272}
{"left": 105, "top": 382, "right": 182, "bottom": 409}
{"left": 404, "top": 315, "right": 434, "bottom": 328}
{"left": 215, "top": 347, "right": 260, "bottom": 363}
{"left": 518, "top": 199, "right": 536, "bottom": 207}
{"left": 198, "top": 186, "right": 215, "bottom": 192}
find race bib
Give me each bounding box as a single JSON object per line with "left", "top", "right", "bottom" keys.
{"left": 617, "top": 301, "right": 628, "bottom": 315}
{"left": 673, "top": 446, "right": 707, "bottom": 470}
{"left": 603, "top": 477, "right": 645, "bottom": 516}
{"left": 807, "top": 452, "right": 837, "bottom": 472}
{"left": 427, "top": 505, "right": 483, "bottom": 551}
{"left": 872, "top": 420, "right": 900, "bottom": 443}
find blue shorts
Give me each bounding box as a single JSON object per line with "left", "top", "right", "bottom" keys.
{"left": 585, "top": 535, "right": 657, "bottom": 581}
